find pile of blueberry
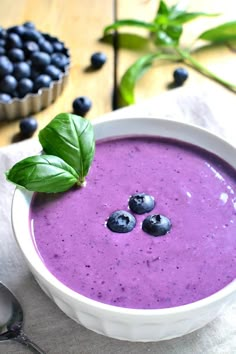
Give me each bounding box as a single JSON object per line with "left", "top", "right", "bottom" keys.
{"left": 107, "top": 193, "right": 172, "bottom": 237}
{"left": 0, "top": 21, "right": 70, "bottom": 103}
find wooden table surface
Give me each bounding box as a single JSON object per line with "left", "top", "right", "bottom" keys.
{"left": 0, "top": 0, "right": 235, "bottom": 146}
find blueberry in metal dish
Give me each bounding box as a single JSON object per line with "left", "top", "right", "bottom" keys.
{"left": 31, "top": 52, "right": 51, "bottom": 67}
{"left": 8, "top": 48, "right": 25, "bottom": 62}
{"left": 51, "top": 52, "right": 69, "bottom": 69}
{"left": 0, "top": 75, "right": 17, "bottom": 94}
{"left": 142, "top": 214, "right": 171, "bottom": 237}
{"left": 18, "top": 78, "right": 34, "bottom": 97}
{"left": 13, "top": 62, "right": 31, "bottom": 80}
{"left": 0, "top": 56, "right": 13, "bottom": 77}
{"left": 107, "top": 210, "right": 136, "bottom": 233}
{"left": 23, "top": 41, "right": 40, "bottom": 56}
{"left": 34, "top": 74, "right": 51, "bottom": 91}
{"left": 44, "top": 65, "right": 62, "bottom": 80}
{"left": 0, "top": 93, "right": 12, "bottom": 103}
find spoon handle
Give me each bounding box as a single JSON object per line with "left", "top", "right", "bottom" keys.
{"left": 14, "top": 332, "right": 46, "bottom": 354}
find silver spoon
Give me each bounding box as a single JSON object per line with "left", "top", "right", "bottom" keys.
{"left": 0, "top": 282, "right": 46, "bottom": 353}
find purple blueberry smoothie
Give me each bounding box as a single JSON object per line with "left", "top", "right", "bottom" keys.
{"left": 30, "top": 137, "right": 236, "bottom": 309}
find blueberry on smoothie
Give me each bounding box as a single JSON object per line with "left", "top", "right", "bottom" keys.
{"left": 129, "top": 193, "right": 155, "bottom": 214}
{"left": 142, "top": 214, "right": 171, "bottom": 237}
{"left": 107, "top": 210, "right": 136, "bottom": 233}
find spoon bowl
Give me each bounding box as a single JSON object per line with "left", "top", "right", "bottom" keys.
{"left": 0, "top": 282, "right": 45, "bottom": 353}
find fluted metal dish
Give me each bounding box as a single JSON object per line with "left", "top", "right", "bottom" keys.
{"left": 0, "top": 34, "right": 70, "bottom": 121}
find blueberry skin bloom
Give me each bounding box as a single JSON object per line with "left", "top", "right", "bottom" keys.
{"left": 129, "top": 193, "right": 155, "bottom": 214}
{"left": 91, "top": 52, "right": 107, "bottom": 69}
{"left": 107, "top": 210, "right": 136, "bottom": 233}
{"left": 142, "top": 214, "right": 171, "bottom": 237}
{"left": 173, "top": 67, "right": 188, "bottom": 86}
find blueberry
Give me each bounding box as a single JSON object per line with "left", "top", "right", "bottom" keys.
{"left": 0, "top": 27, "right": 7, "bottom": 39}
{"left": 72, "top": 96, "right": 92, "bottom": 116}
{"left": 0, "top": 39, "right": 6, "bottom": 47}
{"left": 23, "top": 21, "right": 35, "bottom": 30}
{"left": 173, "top": 67, "right": 188, "bottom": 86}
{"left": 18, "top": 78, "right": 34, "bottom": 97}
{"left": 23, "top": 41, "right": 39, "bottom": 56}
{"left": 0, "top": 47, "right": 5, "bottom": 55}
{"left": 38, "top": 39, "right": 53, "bottom": 54}
{"left": 52, "top": 41, "right": 64, "bottom": 52}
{"left": 107, "top": 210, "right": 136, "bottom": 233}
{"left": 13, "top": 62, "right": 31, "bottom": 80}
{"left": 91, "top": 52, "right": 107, "bottom": 69}
{"left": 6, "top": 33, "right": 23, "bottom": 49}
{"left": 8, "top": 48, "right": 25, "bottom": 62}
{"left": 19, "top": 117, "right": 38, "bottom": 137}
{"left": 31, "top": 51, "right": 51, "bottom": 67}
{"left": 129, "top": 193, "right": 155, "bottom": 214}
{"left": 0, "top": 75, "right": 17, "bottom": 94}
{"left": 34, "top": 74, "right": 51, "bottom": 91}
{"left": 0, "top": 93, "right": 12, "bottom": 103}
{"left": 22, "top": 29, "right": 42, "bottom": 42}
{"left": 7, "top": 25, "right": 25, "bottom": 36}
{"left": 142, "top": 214, "right": 171, "bottom": 237}
{"left": 0, "top": 56, "right": 13, "bottom": 77}
{"left": 51, "top": 52, "right": 69, "bottom": 69}
{"left": 44, "top": 65, "right": 62, "bottom": 80}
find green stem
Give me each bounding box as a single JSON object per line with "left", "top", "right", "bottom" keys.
{"left": 176, "top": 47, "right": 236, "bottom": 91}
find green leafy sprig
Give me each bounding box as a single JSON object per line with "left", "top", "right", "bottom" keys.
{"left": 103, "top": 0, "right": 236, "bottom": 106}
{"left": 5, "top": 113, "right": 95, "bottom": 193}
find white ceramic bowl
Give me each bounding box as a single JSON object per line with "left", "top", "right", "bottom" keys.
{"left": 11, "top": 117, "right": 236, "bottom": 342}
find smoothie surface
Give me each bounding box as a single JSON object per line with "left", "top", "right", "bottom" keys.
{"left": 30, "top": 137, "right": 236, "bottom": 309}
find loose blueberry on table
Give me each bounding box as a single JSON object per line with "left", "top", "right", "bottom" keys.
{"left": 72, "top": 96, "right": 92, "bottom": 116}
{"left": 0, "top": 21, "right": 70, "bottom": 101}
{"left": 90, "top": 52, "right": 107, "bottom": 69}
{"left": 19, "top": 116, "right": 38, "bottom": 138}
{"left": 173, "top": 67, "right": 189, "bottom": 86}
{"left": 129, "top": 193, "right": 155, "bottom": 214}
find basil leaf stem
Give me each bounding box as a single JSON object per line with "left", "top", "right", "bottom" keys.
{"left": 176, "top": 48, "right": 236, "bottom": 91}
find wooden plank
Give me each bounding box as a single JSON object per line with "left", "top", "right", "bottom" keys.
{"left": 0, "top": 0, "right": 114, "bottom": 146}
{"left": 117, "top": 0, "right": 236, "bottom": 105}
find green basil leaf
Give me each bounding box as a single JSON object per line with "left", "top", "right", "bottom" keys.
{"left": 119, "top": 54, "right": 157, "bottom": 106}
{"left": 198, "top": 21, "right": 236, "bottom": 42}
{"left": 39, "top": 113, "right": 95, "bottom": 179}
{"left": 154, "top": 25, "right": 182, "bottom": 46}
{"left": 5, "top": 155, "right": 79, "bottom": 193}
{"left": 156, "top": 0, "right": 169, "bottom": 16}
{"left": 104, "top": 20, "right": 157, "bottom": 34}
{"left": 169, "top": 11, "right": 219, "bottom": 25}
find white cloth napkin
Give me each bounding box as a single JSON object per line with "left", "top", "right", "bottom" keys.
{"left": 0, "top": 85, "right": 235, "bottom": 354}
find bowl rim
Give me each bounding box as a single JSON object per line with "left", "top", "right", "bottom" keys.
{"left": 11, "top": 116, "right": 236, "bottom": 317}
